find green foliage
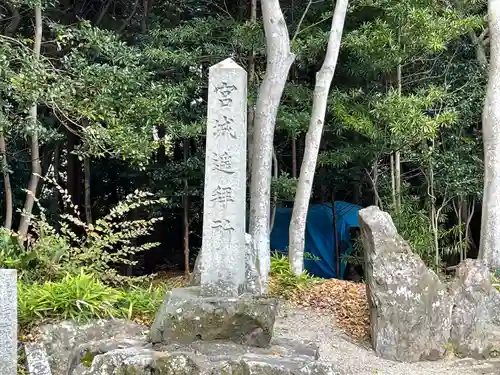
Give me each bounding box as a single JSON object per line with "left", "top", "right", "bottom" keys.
{"left": 0, "top": 184, "right": 167, "bottom": 284}
{"left": 18, "top": 270, "right": 165, "bottom": 328}
{"left": 269, "top": 252, "right": 319, "bottom": 299}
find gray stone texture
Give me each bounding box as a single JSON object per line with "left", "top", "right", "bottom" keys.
{"left": 0, "top": 269, "right": 17, "bottom": 375}
{"left": 25, "top": 342, "right": 52, "bottom": 375}
{"left": 73, "top": 337, "right": 334, "bottom": 375}
{"left": 189, "top": 233, "right": 262, "bottom": 294}
{"left": 449, "top": 259, "right": 500, "bottom": 358}
{"left": 34, "top": 319, "right": 148, "bottom": 375}
{"left": 358, "top": 206, "right": 453, "bottom": 362}
{"left": 150, "top": 286, "right": 277, "bottom": 347}
{"left": 201, "top": 58, "right": 248, "bottom": 297}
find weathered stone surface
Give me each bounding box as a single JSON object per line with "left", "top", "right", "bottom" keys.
{"left": 200, "top": 58, "right": 248, "bottom": 297}
{"left": 0, "top": 269, "right": 17, "bottom": 375}
{"left": 77, "top": 338, "right": 338, "bottom": 375}
{"left": 150, "top": 286, "right": 277, "bottom": 347}
{"left": 449, "top": 259, "right": 500, "bottom": 358}
{"left": 358, "top": 206, "right": 453, "bottom": 362}
{"left": 155, "top": 337, "right": 320, "bottom": 361}
{"left": 35, "top": 319, "right": 148, "bottom": 375}
{"left": 25, "top": 342, "right": 52, "bottom": 375}
{"left": 190, "top": 234, "right": 262, "bottom": 294}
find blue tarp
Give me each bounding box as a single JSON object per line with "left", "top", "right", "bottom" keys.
{"left": 270, "top": 201, "right": 362, "bottom": 279}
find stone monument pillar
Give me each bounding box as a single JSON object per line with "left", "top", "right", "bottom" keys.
{"left": 200, "top": 58, "right": 247, "bottom": 297}
{"left": 150, "top": 59, "right": 276, "bottom": 348}
{"left": 0, "top": 269, "right": 17, "bottom": 375}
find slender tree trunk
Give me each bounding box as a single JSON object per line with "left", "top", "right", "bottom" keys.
{"left": 270, "top": 147, "right": 278, "bottom": 232}
{"left": 429, "top": 152, "right": 439, "bottom": 268}
{"left": 183, "top": 138, "right": 190, "bottom": 276}
{"left": 469, "top": 29, "right": 489, "bottom": 69}
{"left": 247, "top": 0, "right": 257, "bottom": 183}
{"left": 52, "top": 143, "right": 61, "bottom": 231}
{"left": 5, "top": 4, "right": 21, "bottom": 36}
{"left": 479, "top": 0, "right": 500, "bottom": 268}
{"left": 249, "top": 0, "right": 295, "bottom": 293}
{"left": 331, "top": 190, "right": 340, "bottom": 278}
{"left": 288, "top": 0, "right": 348, "bottom": 275}
{"left": 96, "top": 0, "right": 112, "bottom": 25}
{"left": 0, "top": 133, "right": 13, "bottom": 230}
{"left": 395, "top": 28, "right": 402, "bottom": 213}
{"left": 458, "top": 197, "right": 464, "bottom": 262}
{"left": 83, "top": 157, "right": 92, "bottom": 224}
{"left": 141, "top": 0, "right": 149, "bottom": 33}
{"left": 18, "top": 6, "right": 42, "bottom": 238}
{"left": 291, "top": 137, "right": 297, "bottom": 178}
{"left": 390, "top": 153, "right": 396, "bottom": 208}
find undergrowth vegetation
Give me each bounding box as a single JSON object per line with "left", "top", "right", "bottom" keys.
{"left": 269, "top": 251, "right": 319, "bottom": 298}
{"left": 18, "top": 271, "right": 165, "bottom": 329}
{"left": 0, "top": 186, "right": 172, "bottom": 330}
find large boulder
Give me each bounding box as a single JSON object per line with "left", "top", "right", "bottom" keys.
{"left": 150, "top": 286, "right": 277, "bottom": 348}
{"left": 449, "top": 259, "right": 500, "bottom": 358}
{"left": 189, "top": 233, "right": 262, "bottom": 294}
{"left": 33, "top": 319, "right": 148, "bottom": 375}
{"left": 358, "top": 206, "right": 453, "bottom": 362}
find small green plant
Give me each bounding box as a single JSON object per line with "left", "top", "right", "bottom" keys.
{"left": 269, "top": 251, "right": 319, "bottom": 298}
{"left": 18, "top": 270, "right": 122, "bottom": 327}
{"left": 17, "top": 271, "right": 168, "bottom": 329}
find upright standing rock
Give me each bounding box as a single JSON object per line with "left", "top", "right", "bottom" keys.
{"left": 358, "top": 206, "right": 453, "bottom": 362}
{"left": 0, "top": 269, "right": 17, "bottom": 375}
{"left": 200, "top": 58, "right": 248, "bottom": 297}
{"left": 449, "top": 259, "right": 500, "bottom": 358}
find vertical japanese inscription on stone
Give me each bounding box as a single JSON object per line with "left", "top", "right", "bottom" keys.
{"left": 200, "top": 58, "right": 247, "bottom": 297}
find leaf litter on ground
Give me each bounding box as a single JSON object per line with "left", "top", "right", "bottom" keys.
{"left": 290, "top": 278, "right": 370, "bottom": 341}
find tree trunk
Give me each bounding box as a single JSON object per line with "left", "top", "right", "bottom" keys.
{"left": 18, "top": 6, "right": 42, "bottom": 238}
{"left": 183, "top": 138, "right": 190, "bottom": 276}
{"left": 84, "top": 157, "right": 92, "bottom": 224}
{"left": 291, "top": 137, "right": 297, "bottom": 178}
{"left": 270, "top": 147, "right": 279, "bottom": 232}
{"left": 390, "top": 153, "right": 396, "bottom": 208}
{"left": 249, "top": 0, "right": 295, "bottom": 293}
{"left": 247, "top": 0, "right": 257, "bottom": 184}
{"left": 288, "top": 0, "right": 348, "bottom": 275}
{"left": 52, "top": 143, "right": 61, "bottom": 231}
{"left": 0, "top": 133, "right": 13, "bottom": 230}
{"left": 395, "top": 31, "right": 402, "bottom": 213}
{"left": 479, "top": 0, "right": 500, "bottom": 268}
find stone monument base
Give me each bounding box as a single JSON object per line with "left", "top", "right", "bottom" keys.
{"left": 71, "top": 337, "right": 330, "bottom": 375}
{"left": 150, "top": 286, "right": 278, "bottom": 348}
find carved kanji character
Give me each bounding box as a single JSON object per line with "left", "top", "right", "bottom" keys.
{"left": 214, "top": 116, "right": 236, "bottom": 138}
{"left": 213, "top": 151, "right": 235, "bottom": 174}
{"left": 211, "top": 218, "right": 234, "bottom": 232}
{"left": 210, "top": 185, "right": 234, "bottom": 205}
{"left": 215, "top": 81, "right": 237, "bottom": 98}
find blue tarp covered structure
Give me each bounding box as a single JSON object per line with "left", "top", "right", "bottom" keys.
{"left": 270, "top": 201, "right": 362, "bottom": 279}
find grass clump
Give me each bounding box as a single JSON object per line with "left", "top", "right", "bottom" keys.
{"left": 269, "top": 251, "right": 320, "bottom": 299}
{"left": 18, "top": 270, "right": 166, "bottom": 330}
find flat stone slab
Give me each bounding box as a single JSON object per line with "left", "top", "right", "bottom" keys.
{"left": 150, "top": 286, "right": 277, "bottom": 347}
{"left": 74, "top": 338, "right": 329, "bottom": 375}
{"left": 24, "top": 342, "right": 52, "bottom": 375}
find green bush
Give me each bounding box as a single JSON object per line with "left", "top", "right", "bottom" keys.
{"left": 0, "top": 186, "right": 167, "bottom": 284}
{"left": 18, "top": 271, "right": 166, "bottom": 329}
{"left": 269, "top": 251, "right": 319, "bottom": 298}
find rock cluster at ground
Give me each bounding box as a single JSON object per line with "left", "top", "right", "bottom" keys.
{"left": 27, "top": 318, "right": 340, "bottom": 375}
{"left": 359, "top": 205, "right": 500, "bottom": 362}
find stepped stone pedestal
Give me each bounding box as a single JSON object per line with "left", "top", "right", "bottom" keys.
{"left": 150, "top": 287, "right": 277, "bottom": 348}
